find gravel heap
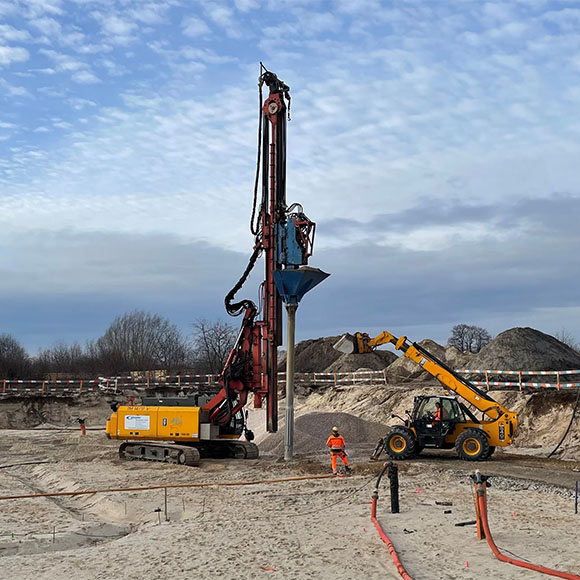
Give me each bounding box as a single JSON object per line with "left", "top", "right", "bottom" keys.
{"left": 468, "top": 327, "right": 580, "bottom": 371}
{"left": 259, "top": 411, "right": 388, "bottom": 456}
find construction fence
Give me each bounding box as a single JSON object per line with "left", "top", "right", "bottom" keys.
{"left": 0, "top": 368, "right": 579, "bottom": 397}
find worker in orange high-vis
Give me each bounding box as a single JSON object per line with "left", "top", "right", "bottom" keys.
{"left": 326, "top": 426, "right": 352, "bottom": 475}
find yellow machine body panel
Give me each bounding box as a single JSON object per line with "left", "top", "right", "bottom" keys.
{"left": 106, "top": 406, "right": 202, "bottom": 442}
{"left": 444, "top": 418, "right": 517, "bottom": 447}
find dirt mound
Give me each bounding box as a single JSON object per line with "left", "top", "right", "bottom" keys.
{"left": 279, "top": 336, "right": 344, "bottom": 373}
{"left": 280, "top": 335, "right": 397, "bottom": 374}
{"left": 445, "top": 346, "right": 473, "bottom": 368}
{"left": 469, "top": 327, "right": 580, "bottom": 371}
{"left": 386, "top": 339, "right": 447, "bottom": 383}
{"left": 259, "top": 410, "right": 388, "bottom": 456}
{"left": 0, "top": 394, "right": 114, "bottom": 429}
{"left": 324, "top": 350, "right": 397, "bottom": 373}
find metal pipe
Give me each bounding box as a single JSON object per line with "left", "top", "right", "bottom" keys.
{"left": 284, "top": 302, "right": 298, "bottom": 461}
{"left": 388, "top": 463, "right": 400, "bottom": 514}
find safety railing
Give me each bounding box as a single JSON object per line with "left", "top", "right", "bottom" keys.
{"left": 455, "top": 369, "right": 580, "bottom": 390}
{"left": 1, "top": 368, "right": 578, "bottom": 396}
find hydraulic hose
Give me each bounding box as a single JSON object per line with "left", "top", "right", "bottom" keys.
{"left": 548, "top": 385, "right": 580, "bottom": 458}
{"left": 475, "top": 480, "right": 580, "bottom": 580}
{"left": 370, "top": 463, "right": 414, "bottom": 580}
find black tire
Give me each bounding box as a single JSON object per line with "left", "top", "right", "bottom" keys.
{"left": 455, "top": 429, "right": 490, "bottom": 461}
{"left": 486, "top": 446, "right": 496, "bottom": 459}
{"left": 384, "top": 427, "right": 416, "bottom": 459}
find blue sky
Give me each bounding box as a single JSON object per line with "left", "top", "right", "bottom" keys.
{"left": 1, "top": 0, "right": 580, "bottom": 353}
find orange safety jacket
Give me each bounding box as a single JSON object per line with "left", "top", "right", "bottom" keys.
{"left": 326, "top": 434, "right": 346, "bottom": 453}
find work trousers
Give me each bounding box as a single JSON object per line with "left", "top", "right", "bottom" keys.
{"left": 330, "top": 450, "right": 349, "bottom": 471}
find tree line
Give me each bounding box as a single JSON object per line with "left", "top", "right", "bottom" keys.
{"left": 0, "top": 311, "right": 238, "bottom": 379}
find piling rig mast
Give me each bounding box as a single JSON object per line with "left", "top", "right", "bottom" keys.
{"left": 204, "top": 64, "right": 316, "bottom": 435}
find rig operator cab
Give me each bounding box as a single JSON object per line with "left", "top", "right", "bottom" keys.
{"left": 334, "top": 330, "right": 518, "bottom": 461}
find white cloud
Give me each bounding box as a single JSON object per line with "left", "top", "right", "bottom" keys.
{"left": 234, "top": 0, "right": 259, "bottom": 11}
{"left": 0, "top": 78, "right": 30, "bottom": 96}
{"left": 20, "top": 0, "right": 64, "bottom": 18}
{"left": 0, "top": 45, "right": 29, "bottom": 65}
{"left": 181, "top": 15, "right": 210, "bottom": 37}
{"left": 71, "top": 69, "right": 100, "bottom": 83}
{"left": 30, "top": 16, "right": 62, "bottom": 38}
{"left": 0, "top": 24, "right": 32, "bottom": 42}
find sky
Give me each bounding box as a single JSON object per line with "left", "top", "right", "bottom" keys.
{"left": 1, "top": 0, "right": 580, "bottom": 354}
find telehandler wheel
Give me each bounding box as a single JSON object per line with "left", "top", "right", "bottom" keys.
{"left": 384, "top": 427, "right": 416, "bottom": 459}
{"left": 455, "top": 428, "right": 490, "bottom": 461}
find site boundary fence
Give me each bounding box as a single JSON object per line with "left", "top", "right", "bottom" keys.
{"left": 1, "top": 368, "right": 579, "bottom": 397}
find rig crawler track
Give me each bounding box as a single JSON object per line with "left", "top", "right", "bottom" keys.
{"left": 118, "top": 441, "right": 259, "bottom": 466}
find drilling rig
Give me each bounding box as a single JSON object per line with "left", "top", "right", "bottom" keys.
{"left": 105, "top": 65, "right": 317, "bottom": 466}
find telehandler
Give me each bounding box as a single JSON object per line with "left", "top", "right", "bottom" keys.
{"left": 334, "top": 331, "right": 518, "bottom": 461}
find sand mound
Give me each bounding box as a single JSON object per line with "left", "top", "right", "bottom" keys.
{"left": 280, "top": 335, "right": 397, "bottom": 375}
{"left": 469, "top": 327, "right": 580, "bottom": 371}
{"left": 279, "top": 336, "right": 344, "bottom": 373}
{"left": 324, "top": 350, "right": 397, "bottom": 373}
{"left": 259, "top": 411, "right": 388, "bottom": 456}
{"left": 444, "top": 345, "right": 473, "bottom": 368}
{"left": 386, "top": 339, "right": 447, "bottom": 383}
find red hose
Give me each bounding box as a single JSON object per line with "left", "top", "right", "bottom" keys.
{"left": 477, "top": 492, "right": 580, "bottom": 580}
{"left": 371, "top": 496, "right": 415, "bottom": 580}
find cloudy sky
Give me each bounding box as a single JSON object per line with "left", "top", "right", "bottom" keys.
{"left": 1, "top": 0, "right": 579, "bottom": 353}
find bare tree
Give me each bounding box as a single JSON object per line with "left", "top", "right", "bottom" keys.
{"left": 34, "top": 342, "right": 88, "bottom": 377}
{"left": 554, "top": 328, "right": 579, "bottom": 352}
{"left": 448, "top": 324, "right": 491, "bottom": 353}
{"left": 191, "top": 318, "right": 237, "bottom": 374}
{"left": 96, "top": 311, "right": 189, "bottom": 374}
{"left": 0, "top": 333, "right": 30, "bottom": 378}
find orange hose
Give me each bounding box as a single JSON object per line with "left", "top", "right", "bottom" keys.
{"left": 477, "top": 492, "right": 580, "bottom": 580}
{"left": 371, "top": 496, "right": 414, "bottom": 580}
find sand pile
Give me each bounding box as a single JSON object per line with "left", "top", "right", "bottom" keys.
{"left": 386, "top": 339, "right": 448, "bottom": 383}
{"left": 259, "top": 410, "right": 388, "bottom": 457}
{"left": 468, "top": 327, "right": 580, "bottom": 371}
{"left": 324, "top": 350, "right": 396, "bottom": 373}
{"left": 0, "top": 394, "right": 114, "bottom": 429}
{"left": 280, "top": 335, "right": 398, "bottom": 374}
{"left": 279, "top": 336, "right": 344, "bottom": 373}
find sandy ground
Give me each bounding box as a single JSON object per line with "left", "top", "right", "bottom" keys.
{"left": 0, "top": 427, "right": 579, "bottom": 580}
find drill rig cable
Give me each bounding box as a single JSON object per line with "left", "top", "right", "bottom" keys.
{"left": 548, "top": 385, "right": 580, "bottom": 458}
{"left": 224, "top": 246, "right": 261, "bottom": 317}
{"left": 250, "top": 77, "right": 264, "bottom": 237}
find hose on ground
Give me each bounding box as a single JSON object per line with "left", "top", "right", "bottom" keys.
{"left": 475, "top": 478, "right": 580, "bottom": 580}
{"left": 548, "top": 385, "right": 580, "bottom": 458}
{"left": 370, "top": 463, "right": 414, "bottom": 580}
